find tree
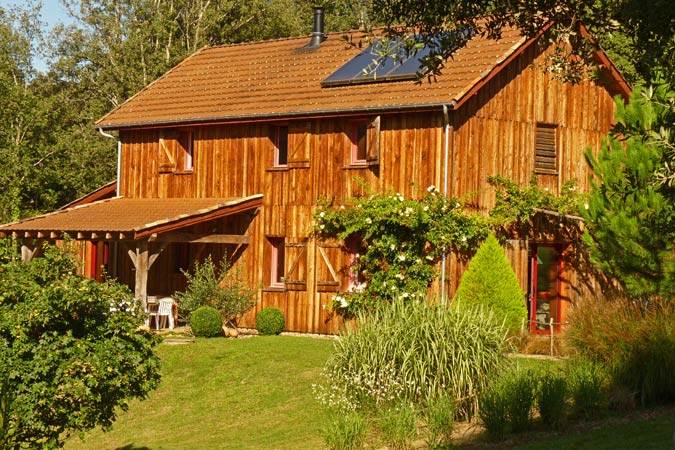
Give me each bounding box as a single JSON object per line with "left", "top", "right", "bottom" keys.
{"left": 0, "top": 240, "right": 161, "bottom": 449}
{"left": 369, "top": 0, "right": 675, "bottom": 86}
{"left": 454, "top": 233, "right": 527, "bottom": 332}
{"left": 582, "top": 80, "right": 675, "bottom": 300}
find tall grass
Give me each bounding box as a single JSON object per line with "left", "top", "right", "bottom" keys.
{"left": 323, "top": 300, "right": 509, "bottom": 417}
{"left": 566, "top": 296, "right": 675, "bottom": 405}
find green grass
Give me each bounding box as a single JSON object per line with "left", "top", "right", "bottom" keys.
{"left": 65, "top": 336, "right": 334, "bottom": 450}
{"left": 64, "top": 337, "right": 673, "bottom": 450}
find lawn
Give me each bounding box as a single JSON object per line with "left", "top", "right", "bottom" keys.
{"left": 65, "top": 335, "right": 673, "bottom": 450}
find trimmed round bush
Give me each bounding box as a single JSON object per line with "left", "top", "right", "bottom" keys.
{"left": 256, "top": 307, "right": 285, "bottom": 335}
{"left": 190, "top": 306, "right": 223, "bottom": 337}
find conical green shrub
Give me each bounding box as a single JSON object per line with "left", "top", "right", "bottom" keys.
{"left": 454, "top": 233, "right": 527, "bottom": 332}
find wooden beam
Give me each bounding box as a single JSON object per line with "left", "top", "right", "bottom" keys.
{"left": 148, "top": 232, "right": 250, "bottom": 244}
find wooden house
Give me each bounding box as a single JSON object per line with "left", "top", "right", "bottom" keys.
{"left": 0, "top": 11, "right": 630, "bottom": 334}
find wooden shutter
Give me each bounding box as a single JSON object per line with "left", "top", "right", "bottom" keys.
{"left": 287, "top": 121, "right": 311, "bottom": 169}
{"left": 158, "top": 130, "right": 177, "bottom": 173}
{"left": 284, "top": 239, "right": 307, "bottom": 290}
{"left": 366, "top": 115, "right": 380, "bottom": 166}
{"left": 316, "top": 241, "right": 340, "bottom": 292}
{"left": 535, "top": 124, "right": 557, "bottom": 173}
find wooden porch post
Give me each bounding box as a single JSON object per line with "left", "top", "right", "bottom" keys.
{"left": 20, "top": 239, "right": 43, "bottom": 262}
{"left": 126, "top": 240, "right": 168, "bottom": 311}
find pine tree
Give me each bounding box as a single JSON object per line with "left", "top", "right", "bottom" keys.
{"left": 454, "top": 233, "right": 527, "bottom": 332}
{"left": 583, "top": 81, "right": 675, "bottom": 300}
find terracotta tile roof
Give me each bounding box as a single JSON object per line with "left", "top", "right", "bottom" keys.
{"left": 96, "top": 28, "right": 527, "bottom": 129}
{"left": 0, "top": 195, "right": 263, "bottom": 240}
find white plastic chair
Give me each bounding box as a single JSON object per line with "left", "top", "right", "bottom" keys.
{"left": 154, "top": 297, "right": 175, "bottom": 330}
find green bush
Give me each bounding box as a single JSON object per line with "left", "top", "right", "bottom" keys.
{"left": 321, "top": 410, "right": 368, "bottom": 450}
{"left": 566, "top": 297, "right": 675, "bottom": 405}
{"left": 323, "top": 300, "right": 509, "bottom": 417}
{"left": 537, "top": 371, "right": 568, "bottom": 430}
{"left": 175, "top": 255, "right": 256, "bottom": 327}
{"left": 454, "top": 233, "right": 527, "bottom": 333}
{"left": 190, "top": 306, "right": 223, "bottom": 337}
{"left": 478, "top": 385, "right": 509, "bottom": 441}
{"left": 256, "top": 307, "right": 285, "bottom": 335}
{"left": 567, "top": 358, "right": 607, "bottom": 420}
{"left": 378, "top": 401, "right": 418, "bottom": 450}
{"left": 424, "top": 393, "right": 455, "bottom": 448}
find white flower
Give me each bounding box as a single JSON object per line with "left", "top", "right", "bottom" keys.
{"left": 423, "top": 205, "right": 429, "bottom": 211}
{"left": 425, "top": 255, "right": 434, "bottom": 261}
{"left": 402, "top": 292, "right": 409, "bottom": 298}
{"left": 398, "top": 254, "right": 406, "bottom": 261}
{"left": 365, "top": 217, "right": 372, "bottom": 224}
{"left": 395, "top": 273, "right": 404, "bottom": 280}
{"left": 461, "top": 236, "right": 467, "bottom": 242}
{"left": 340, "top": 205, "right": 345, "bottom": 209}
{"left": 427, "top": 185, "right": 436, "bottom": 193}
{"left": 320, "top": 224, "right": 325, "bottom": 230}
{"left": 390, "top": 244, "right": 396, "bottom": 251}
{"left": 319, "top": 211, "right": 325, "bottom": 218}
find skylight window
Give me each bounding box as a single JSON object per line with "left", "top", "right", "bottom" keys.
{"left": 321, "top": 30, "right": 472, "bottom": 87}
{"left": 322, "top": 37, "right": 434, "bottom": 87}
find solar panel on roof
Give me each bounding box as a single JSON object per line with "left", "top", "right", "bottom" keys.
{"left": 322, "top": 37, "right": 433, "bottom": 87}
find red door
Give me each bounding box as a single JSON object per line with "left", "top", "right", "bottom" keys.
{"left": 530, "top": 244, "right": 562, "bottom": 333}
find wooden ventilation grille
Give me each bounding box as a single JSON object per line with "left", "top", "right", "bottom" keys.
{"left": 535, "top": 124, "right": 557, "bottom": 172}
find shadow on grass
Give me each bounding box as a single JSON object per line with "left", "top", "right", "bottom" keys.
{"left": 115, "top": 446, "right": 152, "bottom": 450}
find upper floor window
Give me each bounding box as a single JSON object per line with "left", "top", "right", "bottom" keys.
{"left": 350, "top": 120, "right": 368, "bottom": 165}
{"left": 274, "top": 125, "right": 288, "bottom": 167}
{"left": 535, "top": 123, "right": 557, "bottom": 174}
{"left": 177, "top": 130, "right": 193, "bottom": 172}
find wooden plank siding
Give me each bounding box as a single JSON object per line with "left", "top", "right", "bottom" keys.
{"left": 105, "top": 40, "right": 618, "bottom": 334}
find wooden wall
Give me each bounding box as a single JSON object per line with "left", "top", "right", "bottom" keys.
{"left": 111, "top": 40, "right": 619, "bottom": 334}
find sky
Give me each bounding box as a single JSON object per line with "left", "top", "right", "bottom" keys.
{"left": 0, "top": 0, "right": 75, "bottom": 71}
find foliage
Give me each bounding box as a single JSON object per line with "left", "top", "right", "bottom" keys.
{"left": 0, "top": 240, "right": 160, "bottom": 449}
{"left": 175, "top": 255, "right": 256, "bottom": 327}
{"left": 566, "top": 358, "right": 608, "bottom": 420}
{"left": 583, "top": 81, "right": 675, "bottom": 300}
{"left": 370, "top": 0, "right": 675, "bottom": 86}
{"left": 320, "top": 410, "right": 368, "bottom": 450}
{"left": 479, "top": 369, "right": 537, "bottom": 439}
{"left": 454, "top": 233, "right": 527, "bottom": 333}
{"left": 321, "top": 300, "right": 509, "bottom": 417}
{"left": 478, "top": 384, "right": 509, "bottom": 441}
{"left": 377, "top": 401, "right": 418, "bottom": 450}
{"left": 423, "top": 392, "right": 455, "bottom": 448}
{"left": 537, "top": 371, "right": 568, "bottom": 430}
{"left": 315, "top": 187, "right": 494, "bottom": 316}
{"left": 566, "top": 295, "right": 675, "bottom": 405}
{"left": 189, "top": 306, "right": 223, "bottom": 338}
{"left": 255, "top": 307, "right": 286, "bottom": 335}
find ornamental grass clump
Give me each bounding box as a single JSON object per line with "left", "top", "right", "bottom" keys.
{"left": 377, "top": 401, "right": 418, "bottom": 450}
{"left": 454, "top": 233, "right": 527, "bottom": 333}
{"left": 424, "top": 392, "right": 455, "bottom": 448}
{"left": 321, "top": 410, "right": 368, "bottom": 450}
{"left": 322, "top": 299, "right": 509, "bottom": 417}
{"left": 537, "top": 371, "right": 568, "bottom": 430}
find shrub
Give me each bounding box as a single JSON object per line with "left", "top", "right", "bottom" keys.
{"left": 478, "top": 385, "right": 509, "bottom": 440}
{"left": 566, "top": 296, "right": 675, "bottom": 405}
{"left": 175, "top": 255, "right": 256, "bottom": 327}
{"left": 323, "top": 300, "right": 509, "bottom": 417}
{"left": 537, "top": 371, "right": 567, "bottom": 429}
{"left": 454, "top": 233, "right": 527, "bottom": 333}
{"left": 256, "top": 307, "right": 285, "bottom": 335}
{"left": 190, "top": 306, "right": 223, "bottom": 337}
{"left": 321, "top": 410, "right": 368, "bottom": 450}
{"left": 424, "top": 393, "right": 455, "bottom": 448}
{"left": 567, "top": 358, "right": 607, "bottom": 420}
{"left": 378, "top": 401, "right": 418, "bottom": 450}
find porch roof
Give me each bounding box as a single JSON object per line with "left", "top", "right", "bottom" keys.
{"left": 0, "top": 195, "right": 263, "bottom": 241}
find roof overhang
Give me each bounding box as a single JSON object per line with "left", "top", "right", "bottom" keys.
{"left": 0, "top": 195, "right": 263, "bottom": 242}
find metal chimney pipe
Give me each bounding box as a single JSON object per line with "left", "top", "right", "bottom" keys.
{"left": 304, "top": 7, "right": 326, "bottom": 49}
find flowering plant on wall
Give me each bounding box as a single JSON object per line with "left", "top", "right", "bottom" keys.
{"left": 314, "top": 177, "right": 583, "bottom": 318}
{"left": 314, "top": 186, "right": 494, "bottom": 316}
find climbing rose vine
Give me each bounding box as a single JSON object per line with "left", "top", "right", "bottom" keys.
{"left": 314, "top": 178, "right": 583, "bottom": 318}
